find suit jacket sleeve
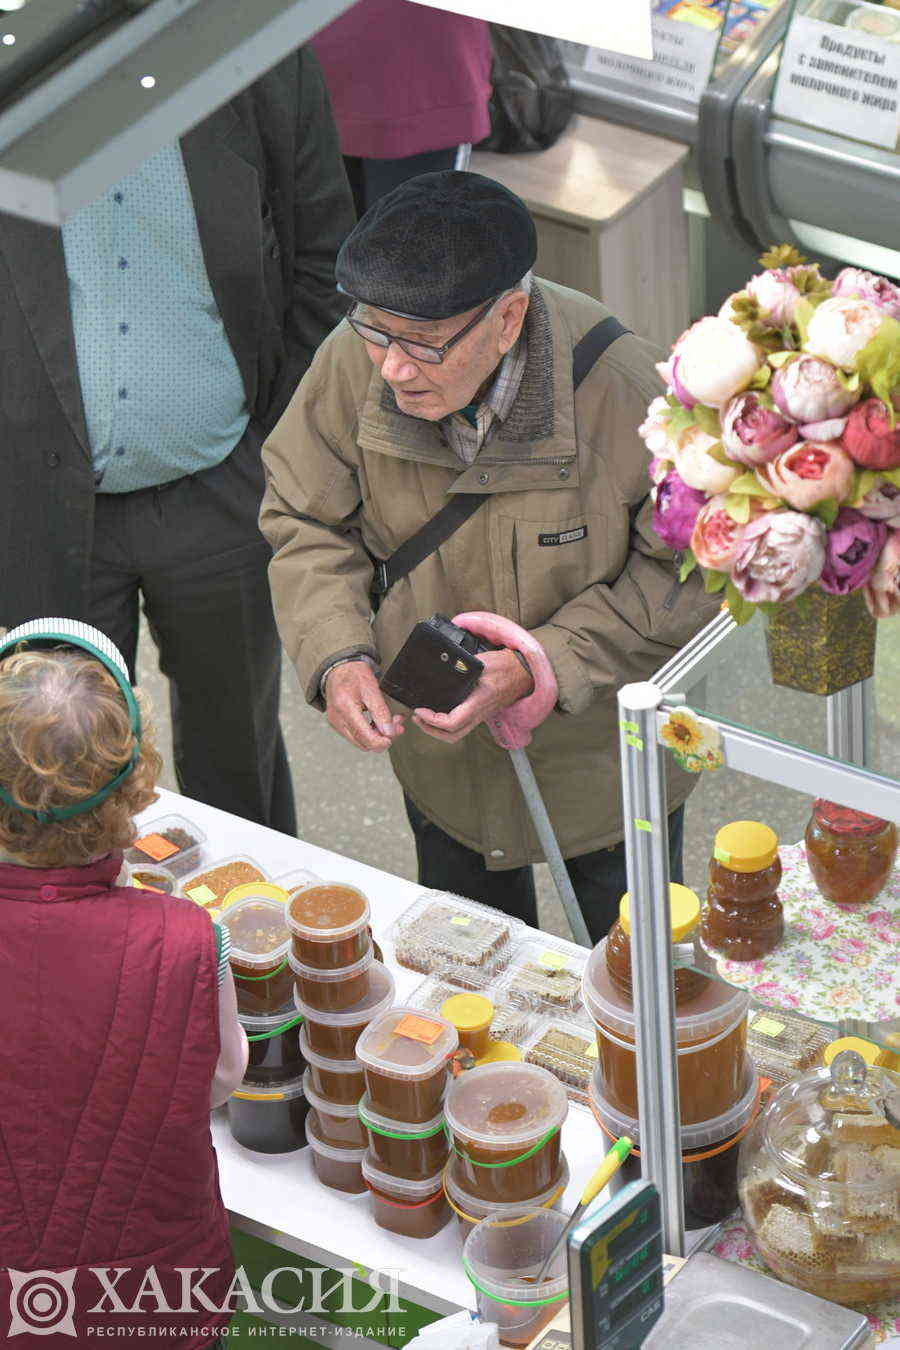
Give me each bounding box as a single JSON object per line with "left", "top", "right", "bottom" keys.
{"left": 531, "top": 345, "right": 720, "bottom": 715}
{"left": 261, "top": 49, "right": 355, "bottom": 436}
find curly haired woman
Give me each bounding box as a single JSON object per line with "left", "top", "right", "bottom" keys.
{"left": 0, "top": 623, "right": 246, "bottom": 1347}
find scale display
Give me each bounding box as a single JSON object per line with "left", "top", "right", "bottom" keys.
{"left": 568, "top": 1181, "right": 663, "bottom": 1350}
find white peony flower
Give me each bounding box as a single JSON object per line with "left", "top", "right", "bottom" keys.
{"left": 804, "top": 296, "right": 884, "bottom": 370}
{"left": 673, "top": 317, "right": 760, "bottom": 408}
{"left": 674, "top": 427, "right": 740, "bottom": 495}
{"left": 638, "top": 395, "right": 677, "bottom": 459}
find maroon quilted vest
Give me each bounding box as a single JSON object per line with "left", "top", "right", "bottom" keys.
{"left": 0, "top": 853, "right": 234, "bottom": 1347}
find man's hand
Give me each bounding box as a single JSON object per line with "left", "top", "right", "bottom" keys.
{"left": 325, "top": 661, "right": 404, "bottom": 752}
{"left": 412, "top": 649, "right": 534, "bottom": 745}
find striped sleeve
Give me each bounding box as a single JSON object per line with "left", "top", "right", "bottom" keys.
{"left": 213, "top": 920, "right": 231, "bottom": 989}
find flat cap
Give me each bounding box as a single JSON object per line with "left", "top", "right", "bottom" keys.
{"left": 335, "top": 171, "right": 537, "bottom": 321}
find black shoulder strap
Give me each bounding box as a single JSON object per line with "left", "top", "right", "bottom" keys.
{"left": 371, "top": 315, "right": 631, "bottom": 602}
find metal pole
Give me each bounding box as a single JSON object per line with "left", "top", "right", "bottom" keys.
{"left": 617, "top": 682, "right": 685, "bottom": 1256}
{"left": 826, "top": 680, "right": 869, "bottom": 768}
{"left": 507, "top": 747, "right": 592, "bottom": 949}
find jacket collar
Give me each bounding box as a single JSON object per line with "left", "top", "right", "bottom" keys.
{"left": 356, "top": 282, "right": 578, "bottom": 474}
{"left": 0, "top": 851, "right": 123, "bottom": 900}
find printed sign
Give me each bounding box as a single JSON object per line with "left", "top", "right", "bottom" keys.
{"left": 406, "top": 0, "right": 652, "bottom": 57}
{"left": 584, "top": 12, "right": 721, "bottom": 104}
{"left": 773, "top": 9, "right": 900, "bottom": 151}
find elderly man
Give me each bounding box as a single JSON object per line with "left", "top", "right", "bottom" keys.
{"left": 261, "top": 172, "right": 715, "bottom": 939}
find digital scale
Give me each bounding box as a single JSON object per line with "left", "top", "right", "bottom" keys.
{"left": 567, "top": 1181, "right": 664, "bottom": 1350}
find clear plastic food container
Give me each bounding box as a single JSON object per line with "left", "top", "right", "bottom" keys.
{"left": 241, "top": 1003, "right": 305, "bottom": 1087}
{"left": 358, "top": 1094, "right": 448, "bottom": 1181}
{"left": 582, "top": 938, "right": 749, "bottom": 1124}
{"left": 125, "top": 863, "right": 176, "bottom": 894}
{"left": 493, "top": 936, "right": 587, "bottom": 1015}
{"left": 181, "top": 855, "right": 267, "bottom": 910}
{"left": 127, "top": 813, "right": 206, "bottom": 878}
{"left": 361, "top": 1155, "right": 450, "bottom": 1239}
{"left": 223, "top": 885, "right": 292, "bottom": 1016}
{"left": 739, "top": 1051, "right": 900, "bottom": 1304}
{"left": 444, "top": 1062, "right": 568, "bottom": 1205}
{"left": 298, "top": 1025, "right": 365, "bottom": 1104}
{"left": 306, "top": 1110, "right": 367, "bottom": 1193}
{"left": 443, "top": 1153, "right": 570, "bottom": 1241}
{"left": 302, "top": 1071, "right": 366, "bottom": 1149}
{"left": 390, "top": 892, "right": 525, "bottom": 983}
{"left": 463, "top": 1209, "right": 569, "bottom": 1348}
{"left": 356, "top": 1006, "right": 458, "bottom": 1124}
{"left": 295, "top": 961, "right": 395, "bottom": 1060}
{"left": 523, "top": 1017, "right": 597, "bottom": 1105}
{"left": 227, "top": 1075, "right": 308, "bottom": 1154}
{"left": 286, "top": 881, "right": 371, "bottom": 969}
{"left": 288, "top": 946, "right": 374, "bottom": 1013}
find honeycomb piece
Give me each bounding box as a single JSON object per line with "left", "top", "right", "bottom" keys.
{"left": 871, "top": 1145, "right": 900, "bottom": 1178}
{"left": 832, "top": 1108, "right": 899, "bottom": 1148}
{"left": 757, "top": 1204, "right": 832, "bottom": 1275}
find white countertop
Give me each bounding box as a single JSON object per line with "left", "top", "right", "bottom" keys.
{"left": 142, "top": 789, "right": 610, "bottom": 1316}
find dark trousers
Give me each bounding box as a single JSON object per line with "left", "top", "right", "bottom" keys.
{"left": 343, "top": 147, "right": 459, "bottom": 218}
{"left": 90, "top": 426, "right": 296, "bottom": 834}
{"left": 405, "top": 796, "right": 685, "bottom": 945}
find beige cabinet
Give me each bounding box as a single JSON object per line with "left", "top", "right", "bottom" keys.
{"left": 472, "top": 115, "right": 690, "bottom": 349}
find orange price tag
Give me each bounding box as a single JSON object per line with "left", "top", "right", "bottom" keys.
{"left": 134, "top": 832, "right": 179, "bottom": 862}
{"left": 395, "top": 1015, "right": 443, "bottom": 1046}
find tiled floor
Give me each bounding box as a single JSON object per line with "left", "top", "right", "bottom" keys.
{"left": 137, "top": 614, "right": 900, "bottom": 939}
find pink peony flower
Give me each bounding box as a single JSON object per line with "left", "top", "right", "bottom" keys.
{"left": 856, "top": 479, "right": 900, "bottom": 527}
{"left": 721, "top": 392, "right": 798, "bottom": 466}
{"left": 652, "top": 470, "right": 707, "bottom": 551}
{"left": 832, "top": 266, "right": 900, "bottom": 319}
{"left": 771, "top": 355, "right": 860, "bottom": 423}
{"left": 805, "top": 296, "right": 885, "bottom": 369}
{"left": 746, "top": 269, "right": 803, "bottom": 327}
{"left": 863, "top": 528, "right": 900, "bottom": 618}
{"left": 639, "top": 395, "right": 678, "bottom": 459}
{"left": 756, "top": 441, "right": 854, "bottom": 511}
{"left": 798, "top": 417, "right": 847, "bottom": 441}
{"left": 841, "top": 398, "right": 900, "bottom": 470}
{"left": 670, "top": 317, "right": 760, "bottom": 408}
{"left": 691, "top": 494, "right": 757, "bottom": 571}
{"left": 820, "top": 508, "right": 887, "bottom": 595}
{"left": 674, "top": 426, "right": 740, "bottom": 495}
{"left": 731, "top": 511, "right": 826, "bottom": 602}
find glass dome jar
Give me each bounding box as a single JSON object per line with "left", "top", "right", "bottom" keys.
{"left": 738, "top": 1050, "right": 900, "bottom": 1305}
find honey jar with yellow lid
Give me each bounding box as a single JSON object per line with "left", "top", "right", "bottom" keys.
{"left": 702, "top": 821, "right": 783, "bottom": 961}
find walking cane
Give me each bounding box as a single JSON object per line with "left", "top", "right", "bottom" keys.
{"left": 452, "top": 612, "right": 593, "bottom": 949}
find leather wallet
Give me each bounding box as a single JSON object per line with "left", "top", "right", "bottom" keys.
{"left": 379, "top": 614, "right": 492, "bottom": 713}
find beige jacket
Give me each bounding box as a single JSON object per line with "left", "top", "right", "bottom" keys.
{"left": 261, "top": 280, "right": 717, "bottom": 868}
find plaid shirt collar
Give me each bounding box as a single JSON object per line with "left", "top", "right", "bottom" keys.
{"left": 441, "top": 336, "right": 528, "bottom": 465}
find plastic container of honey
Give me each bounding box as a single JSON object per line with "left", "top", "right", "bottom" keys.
{"left": 444, "top": 1062, "right": 568, "bottom": 1205}
{"left": 463, "top": 1209, "right": 569, "bottom": 1348}
{"left": 306, "top": 1110, "right": 367, "bottom": 1194}
{"left": 356, "top": 1006, "right": 458, "bottom": 1124}
{"left": 241, "top": 1003, "right": 305, "bottom": 1087}
{"left": 582, "top": 938, "right": 749, "bottom": 1125}
{"left": 443, "top": 1154, "right": 570, "bottom": 1241}
{"left": 605, "top": 884, "right": 708, "bottom": 1004}
{"left": 302, "top": 1071, "right": 367, "bottom": 1149}
{"left": 441, "top": 993, "right": 494, "bottom": 1059}
{"left": 361, "top": 1156, "right": 450, "bottom": 1239}
{"left": 288, "top": 946, "right": 374, "bottom": 1013}
{"left": 589, "top": 1062, "right": 760, "bottom": 1229}
{"left": 125, "top": 863, "right": 176, "bottom": 894}
{"left": 702, "top": 821, "right": 783, "bottom": 961}
{"left": 223, "top": 886, "right": 293, "bottom": 1016}
{"left": 358, "top": 1094, "right": 448, "bottom": 1181}
{"left": 804, "top": 800, "right": 897, "bottom": 906}
{"left": 298, "top": 1025, "right": 365, "bottom": 1103}
{"left": 227, "top": 1076, "right": 308, "bottom": 1154}
{"left": 286, "top": 881, "right": 371, "bottom": 969}
{"left": 295, "top": 961, "right": 395, "bottom": 1059}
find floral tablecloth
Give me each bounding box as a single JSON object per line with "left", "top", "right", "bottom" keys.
{"left": 709, "top": 1213, "right": 900, "bottom": 1346}
{"left": 701, "top": 843, "right": 899, "bottom": 1025}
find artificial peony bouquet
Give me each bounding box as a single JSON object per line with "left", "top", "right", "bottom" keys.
{"left": 642, "top": 247, "right": 900, "bottom": 622}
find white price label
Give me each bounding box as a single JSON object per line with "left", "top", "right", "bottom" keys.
{"left": 584, "top": 15, "right": 720, "bottom": 105}
{"left": 773, "top": 11, "right": 900, "bottom": 151}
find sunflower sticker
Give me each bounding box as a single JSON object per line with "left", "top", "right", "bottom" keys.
{"left": 660, "top": 708, "right": 724, "bottom": 774}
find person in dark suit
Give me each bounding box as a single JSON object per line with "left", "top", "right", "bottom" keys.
{"left": 0, "top": 49, "right": 355, "bottom": 833}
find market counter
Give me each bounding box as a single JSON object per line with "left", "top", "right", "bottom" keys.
{"left": 139, "top": 789, "right": 609, "bottom": 1345}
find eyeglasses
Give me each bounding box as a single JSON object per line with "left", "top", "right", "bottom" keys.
{"left": 347, "top": 297, "right": 497, "bottom": 365}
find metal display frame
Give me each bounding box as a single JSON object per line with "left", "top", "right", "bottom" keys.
{"left": 617, "top": 614, "right": 899, "bottom": 1256}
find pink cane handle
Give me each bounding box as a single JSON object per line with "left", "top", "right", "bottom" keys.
{"left": 452, "top": 611, "right": 558, "bottom": 750}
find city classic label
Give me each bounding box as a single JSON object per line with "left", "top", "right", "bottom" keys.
{"left": 539, "top": 525, "right": 588, "bottom": 547}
